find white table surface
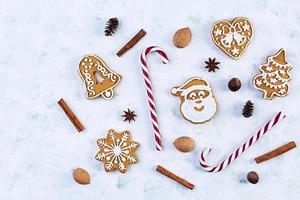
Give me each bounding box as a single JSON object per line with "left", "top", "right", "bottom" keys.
{"left": 1, "top": 0, "right": 300, "bottom": 199}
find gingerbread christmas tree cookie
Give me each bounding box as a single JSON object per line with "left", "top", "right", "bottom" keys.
{"left": 171, "top": 77, "right": 218, "bottom": 124}
{"left": 211, "top": 17, "right": 253, "bottom": 59}
{"left": 78, "top": 55, "right": 121, "bottom": 100}
{"left": 253, "top": 49, "right": 292, "bottom": 100}
{"left": 95, "top": 129, "right": 139, "bottom": 173}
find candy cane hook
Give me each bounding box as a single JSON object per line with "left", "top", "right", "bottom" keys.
{"left": 199, "top": 111, "right": 285, "bottom": 172}
{"left": 140, "top": 46, "right": 169, "bottom": 151}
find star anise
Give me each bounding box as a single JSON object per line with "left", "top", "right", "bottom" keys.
{"left": 122, "top": 109, "right": 136, "bottom": 123}
{"left": 205, "top": 58, "right": 220, "bottom": 72}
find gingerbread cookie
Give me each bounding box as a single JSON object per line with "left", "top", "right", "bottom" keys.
{"left": 78, "top": 55, "right": 121, "bottom": 100}
{"left": 253, "top": 48, "right": 292, "bottom": 100}
{"left": 95, "top": 129, "right": 139, "bottom": 173}
{"left": 171, "top": 78, "right": 218, "bottom": 124}
{"left": 211, "top": 17, "right": 253, "bottom": 59}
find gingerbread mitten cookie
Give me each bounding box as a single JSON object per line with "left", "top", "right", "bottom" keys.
{"left": 78, "top": 55, "right": 121, "bottom": 100}
{"left": 171, "top": 78, "right": 218, "bottom": 124}
{"left": 212, "top": 17, "right": 253, "bottom": 59}
{"left": 253, "top": 49, "right": 292, "bottom": 100}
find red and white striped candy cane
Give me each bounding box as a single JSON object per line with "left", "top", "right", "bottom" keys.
{"left": 199, "top": 111, "right": 285, "bottom": 172}
{"left": 140, "top": 46, "right": 169, "bottom": 151}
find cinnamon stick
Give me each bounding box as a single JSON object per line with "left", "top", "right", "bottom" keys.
{"left": 156, "top": 165, "right": 194, "bottom": 190}
{"left": 58, "top": 98, "right": 84, "bottom": 132}
{"left": 255, "top": 141, "right": 296, "bottom": 164}
{"left": 116, "top": 29, "right": 146, "bottom": 57}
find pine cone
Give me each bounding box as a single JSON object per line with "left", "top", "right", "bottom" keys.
{"left": 104, "top": 18, "right": 119, "bottom": 36}
{"left": 242, "top": 100, "right": 254, "bottom": 118}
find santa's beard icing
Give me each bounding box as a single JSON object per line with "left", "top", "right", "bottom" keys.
{"left": 180, "top": 95, "right": 217, "bottom": 123}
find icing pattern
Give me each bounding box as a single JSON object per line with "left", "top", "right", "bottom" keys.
{"left": 78, "top": 55, "right": 121, "bottom": 100}
{"left": 95, "top": 129, "right": 139, "bottom": 174}
{"left": 172, "top": 77, "right": 218, "bottom": 124}
{"left": 253, "top": 48, "right": 292, "bottom": 100}
{"left": 212, "top": 17, "right": 253, "bottom": 59}
{"left": 96, "top": 61, "right": 118, "bottom": 82}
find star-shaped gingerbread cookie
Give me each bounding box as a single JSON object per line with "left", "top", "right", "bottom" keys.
{"left": 95, "top": 129, "right": 139, "bottom": 173}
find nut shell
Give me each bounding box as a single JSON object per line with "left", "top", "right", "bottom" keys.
{"left": 73, "top": 168, "right": 90, "bottom": 185}
{"left": 228, "top": 78, "right": 241, "bottom": 92}
{"left": 173, "top": 136, "right": 195, "bottom": 152}
{"left": 247, "top": 171, "right": 259, "bottom": 184}
{"left": 172, "top": 27, "right": 192, "bottom": 48}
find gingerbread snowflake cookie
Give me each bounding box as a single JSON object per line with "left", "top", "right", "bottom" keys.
{"left": 212, "top": 17, "right": 253, "bottom": 59}
{"left": 95, "top": 129, "right": 139, "bottom": 173}
{"left": 171, "top": 78, "right": 218, "bottom": 124}
{"left": 78, "top": 55, "right": 121, "bottom": 100}
{"left": 253, "top": 49, "right": 292, "bottom": 100}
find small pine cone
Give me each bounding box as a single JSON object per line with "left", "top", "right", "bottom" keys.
{"left": 242, "top": 100, "right": 254, "bottom": 118}
{"left": 104, "top": 18, "right": 119, "bottom": 36}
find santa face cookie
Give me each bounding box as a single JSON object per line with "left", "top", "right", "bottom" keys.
{"left": 78, "top": 55, "right": 121, "bottom": 100}
{"left": 171, "top": 78, "right": 218, "bottom": 124}
{"left": 253, "top": 48, "right": 292, "bottom": 100}
{"left": 212, "top": 17, "right": 253, "bottom": 59}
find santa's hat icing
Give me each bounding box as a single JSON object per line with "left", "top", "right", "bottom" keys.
{"left": 171, "top": 77, "right": 211, "bottom": 97}
{"left": 268, "top": 48, "right": 290, "bottom": 68}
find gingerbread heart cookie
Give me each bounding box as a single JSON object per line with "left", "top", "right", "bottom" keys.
{"left": 78, "top": 55, "right": 121, "bottom": 100}
{"left": 211, "top": 17, "right": 253, "bottom": 59}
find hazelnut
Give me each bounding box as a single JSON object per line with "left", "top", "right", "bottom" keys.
{"left": 228, "top": 78, "right": 241, "bottom": 92}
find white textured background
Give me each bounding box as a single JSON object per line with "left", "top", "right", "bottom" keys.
{"left": 1, "top": 0, "right": 300, "bottom": 199}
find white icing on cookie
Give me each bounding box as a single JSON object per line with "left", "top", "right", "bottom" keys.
{"left": 180, "top": 92, "right": 217, "bottom": 124}
{"left": 172, "top": 77, "right": 217, "bottom": 124}
{"left": 78, "top": 55, "right": 121, "bottom": 100}
{"left": 253, "top": 48, "right": 292, "bottom": 100}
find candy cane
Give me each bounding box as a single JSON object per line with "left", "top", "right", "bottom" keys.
{"left": 199, "top": 111, "right": 285, "bottom": 172}
{"left": 140, "top": 46, "right": 169, "bottom": 151}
